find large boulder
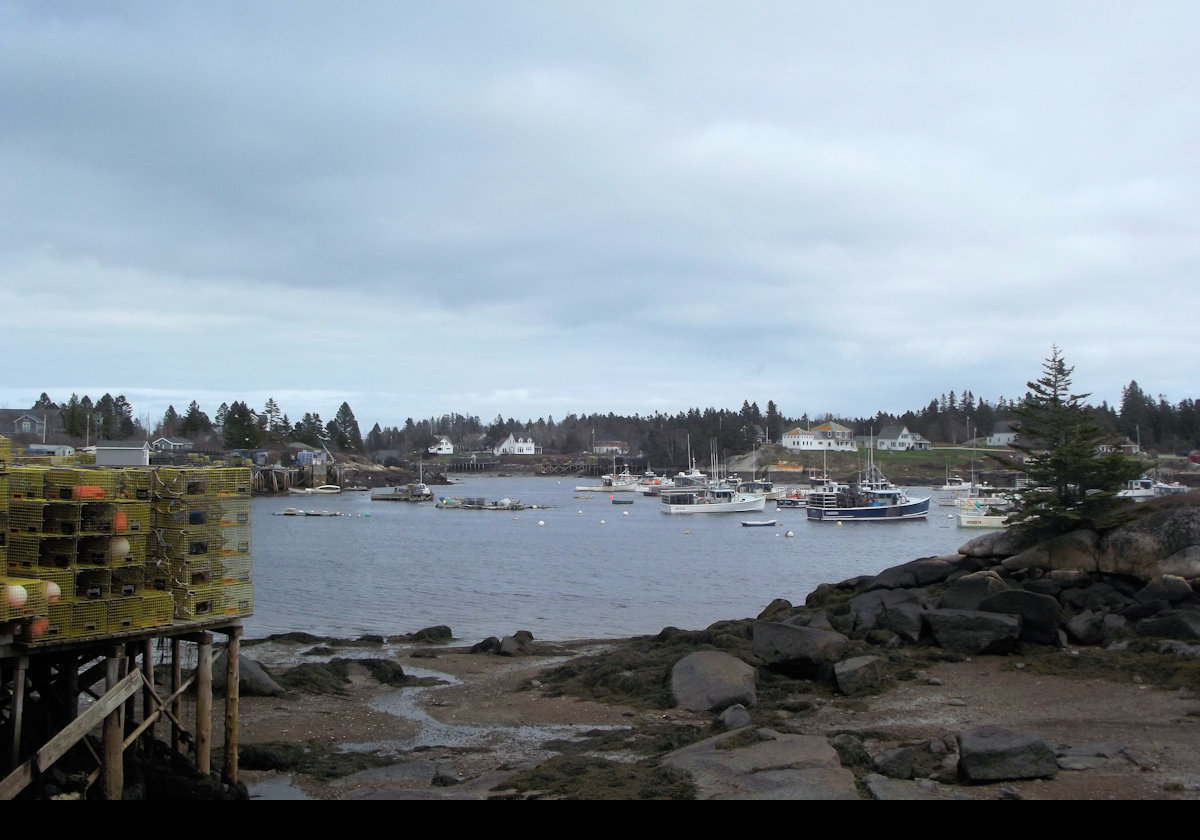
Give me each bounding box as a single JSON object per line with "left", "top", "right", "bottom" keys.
{"left": 938, "top": 570, "right": 1010, "bottom": 611}
{"left": 847, "top": 589, "right": 929, "bottom": 642}
{"left": 1002, "top": 529, "right": 1100, "bottom": 575}
{"left": 213, "top": 652, "right": 285, "bottom": 697}
{"left": 752, "top": 621, "right": 849, "bottom": 678}
{"left": 864, "top": 558, "right": 960, "bottom": 590}
{"left": 834, "top": 655, "right": 884, "bottom": 696}
{"left": 978, "top": 589, "right": 1064, "bottom": 646}
{"left": 923, "top": 609, "right": 1022, "bottom": 655}
{"left": 1098, "top": 508, "right": 1200, "bottom": 581}
{"left": 957, "top": 726, "right": 1058, "bottom": 782}
{"left": 671, "top": 650, "right": 757, "bottom": 712}
{"left": 958, "top": 528, "right": 1040, "bottom": 559}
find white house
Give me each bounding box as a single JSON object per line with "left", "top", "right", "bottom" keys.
{"left": 780, "top": 422, "right": 858, "bottom": 452}
{"left": 427, "top": 435, "right": 454, "bottom": 456}
{"left": 93, "top": 440, "right": 152, "bottom": 467}
{"left": 493, "top": 433, "right": 539, "bottom": 456}
{"left": 986, "top": 422, "right": 1019, "bottom": 447}
{"left": 873, "top": 425, "right": 932, "bottom": 452}
{"left": 593, "top": 441, "right": 628, "bottom": 456}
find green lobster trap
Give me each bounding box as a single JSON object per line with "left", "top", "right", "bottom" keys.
{"left": 45, "top": 468, "right": 121, "bottom": 501}
{"left": 214, "top": 555, "right": 252, "bottom": 584}
{"left": 6, "top": 535, "right": 77, "bottom": 571}
{"left": 106, "top": 596, "right": 142, "bottom": 632}
{"left": 141, "top": 590, "right": 173, "bottom": 627}
{"left": 153, "top": 467, "right": 216, "bottom": 498}
{"left": 8, "top": 467, "right": 46, "bottom": 500}
{"left": 152, "top": 526, "right": 223, "bottom": 561}
{"left": 221, "top": 582, "right": 254, "bottom": 616}
{"left": 119, "top": 468, "right": 153, "bottom": 501}
{"left": 173, "top": 583, "right": 225, "bottom": 619}
{"left": 76, "top": 533, "right": 148, "bottom": 567}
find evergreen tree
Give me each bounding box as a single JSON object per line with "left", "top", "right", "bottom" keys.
{"left": 33, "top": 393, "right": 56, "bottom": 409}
{"left": 179, "top": 401, "right": 213, "bottom": 437}
{"left": 160, "top": 405, "right": 180, "bottom": 437}
{"left": 332, "top": 402, "right": 364, "bottom": 452}
{"left": 64, "top": 394, "right": 85, "bottom": 438}
{"left": 993, "top": 346, "right": 1145, "bottom": 531}
{"left": 222, "top": 401, "right": 262, "bottom": 449}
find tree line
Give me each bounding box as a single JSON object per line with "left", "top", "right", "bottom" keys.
{"left": 21, "top": 374, "right": 1200, "bottom": 465}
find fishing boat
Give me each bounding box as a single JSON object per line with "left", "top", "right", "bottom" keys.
{"left": 736, "top": 478, "right": 786, "bottom": 501}
{"left": 371, "top": 460, "right": 434, "bottom": 502}
{"left": 775, "top": 469, "right": 840, "bottom": 508}
{"left": 956, "top": 507, "right": 1009, "bottom": 529}
{"left": 806, "top": 444, "right": 930, "bottom": 522}
{"left": 371, "top": 482, "right": 434, "bottom": 502}
{"left": 1117, "top": 475, "right": 1189, "bottom": 501}
{"left": 288, "top": 484, "right": 342, "bottom": 496}
{"left": 660, "top": 484, "right": 767, "bottom": 514}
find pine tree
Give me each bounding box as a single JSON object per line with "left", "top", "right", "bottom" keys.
{"left": 994, "top": 346, "right": 1145, "bottom": 531}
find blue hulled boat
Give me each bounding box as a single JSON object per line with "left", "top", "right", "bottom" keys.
{"left": 805, "top": 462, "right": 930, "bottom": 522}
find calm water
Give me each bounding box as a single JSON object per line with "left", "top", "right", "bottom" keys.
{"left": 244, "top": 476, "right": 971, "bottom": 643}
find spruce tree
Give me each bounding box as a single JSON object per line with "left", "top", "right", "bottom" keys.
{"left": 994, "top": 346, "right": 1145, "bottom": 531}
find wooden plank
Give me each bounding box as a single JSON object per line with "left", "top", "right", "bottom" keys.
{"left": 224, "top": 629, "right": 240, "bottom": 785}
{"left": 0, "top": 667, "right": 140, "bottom": 800}
{"left": 103, "top": 654, "right": 123, "bottom": 800}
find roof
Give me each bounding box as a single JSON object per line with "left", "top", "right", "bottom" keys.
{"left": 94, "top": 440, "right": 151, "bottom": 449}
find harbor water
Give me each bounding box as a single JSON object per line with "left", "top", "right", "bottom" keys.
{"left": 245, "top": 476, "right": 973, "bottom": 643}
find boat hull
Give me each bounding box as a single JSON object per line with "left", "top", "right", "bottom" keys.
{"left": 806, "top": 496, "right": 930, "bottom": 522}
{"left": 957, "top": 512, "right": 1008, "bottom": 528}
{"left": 660, "top": 495, "right": 766, "bottom": 515}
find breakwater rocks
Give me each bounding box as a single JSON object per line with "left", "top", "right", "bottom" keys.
{"left": 666, "top": 503, "right": 1200, "bottom": 798}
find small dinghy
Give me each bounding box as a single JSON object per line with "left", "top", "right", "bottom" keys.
{"left": 741, "top": 519, "right": 777, "bottom": 528}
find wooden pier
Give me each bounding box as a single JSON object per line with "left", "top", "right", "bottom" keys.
{"left": 0, "top": 618, "right": 244, "bottom": 800}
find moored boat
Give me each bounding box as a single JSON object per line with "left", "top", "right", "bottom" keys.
{"left": 806, "top": 459, "right": 929, "bottom": 522}
{"left": 956, "top": 509, "right": 1009, "bottom": 528}
{"left": 371, "top": 482, "right": 434, "bottom": 502}
{"left": 289, "top": 484, "right": 342, "bottom": 496}
{"left": 741, "top": 519, "right": 777, "bottom": 527}
{"left": 273, "top": 507, "right": 346, "bottom": 517}
{"left": 1117, "top": 475, "right": 1189, "bottom": 502}
{"left": 436, "top": 496, "right": 527, "bottom": 511}
{"left": 660, "top": 485, "right": 766, "bottom": 515}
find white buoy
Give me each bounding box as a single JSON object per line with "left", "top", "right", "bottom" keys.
{"left": 785, "top": 530, "right": 795, "bottom": 538}
{"left": 578, "top": 510, "right": 583, "bottom": 514}
{"left": 5, "top": 584, "right": 27, "bottom": 609}
{"left": 837, "top": 521, "right": 843, "bottom": 526}
{"left": 623, "top": 510, "right": 629, "bottom": 516}
{"left": 538, "top": 520, "right": 545, "bottom": 526}
{"left": 600, "top": 520, "right": 606, "bottom": 524}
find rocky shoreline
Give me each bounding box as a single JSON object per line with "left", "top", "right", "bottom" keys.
{"left": 96, "top": 493, "right": 1200, "bottom": 800}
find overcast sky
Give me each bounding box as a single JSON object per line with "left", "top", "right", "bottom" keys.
{"left": 3, "top": 2, "right": 1197, "bottom": 434}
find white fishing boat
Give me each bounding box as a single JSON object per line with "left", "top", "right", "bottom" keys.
{"left": 371, "top": 484, "right": 433, "bottom": 502}
{"left": 956, "top": 508, "right": 1009, "bottom": 529}
{"left": 288, "top": 484, "right": 342, "bottom": 496}
{"left": 601, "top": 469, "right": 639, "bottom": 492}
{"left": 736, "top": 478, "right": 786, "bottom": 501}
{"left": 1117, "top": 475, "right": 1189, "bottom": 501}
{"left": 659, "top": 484, "right": 766, "bottom": 514}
